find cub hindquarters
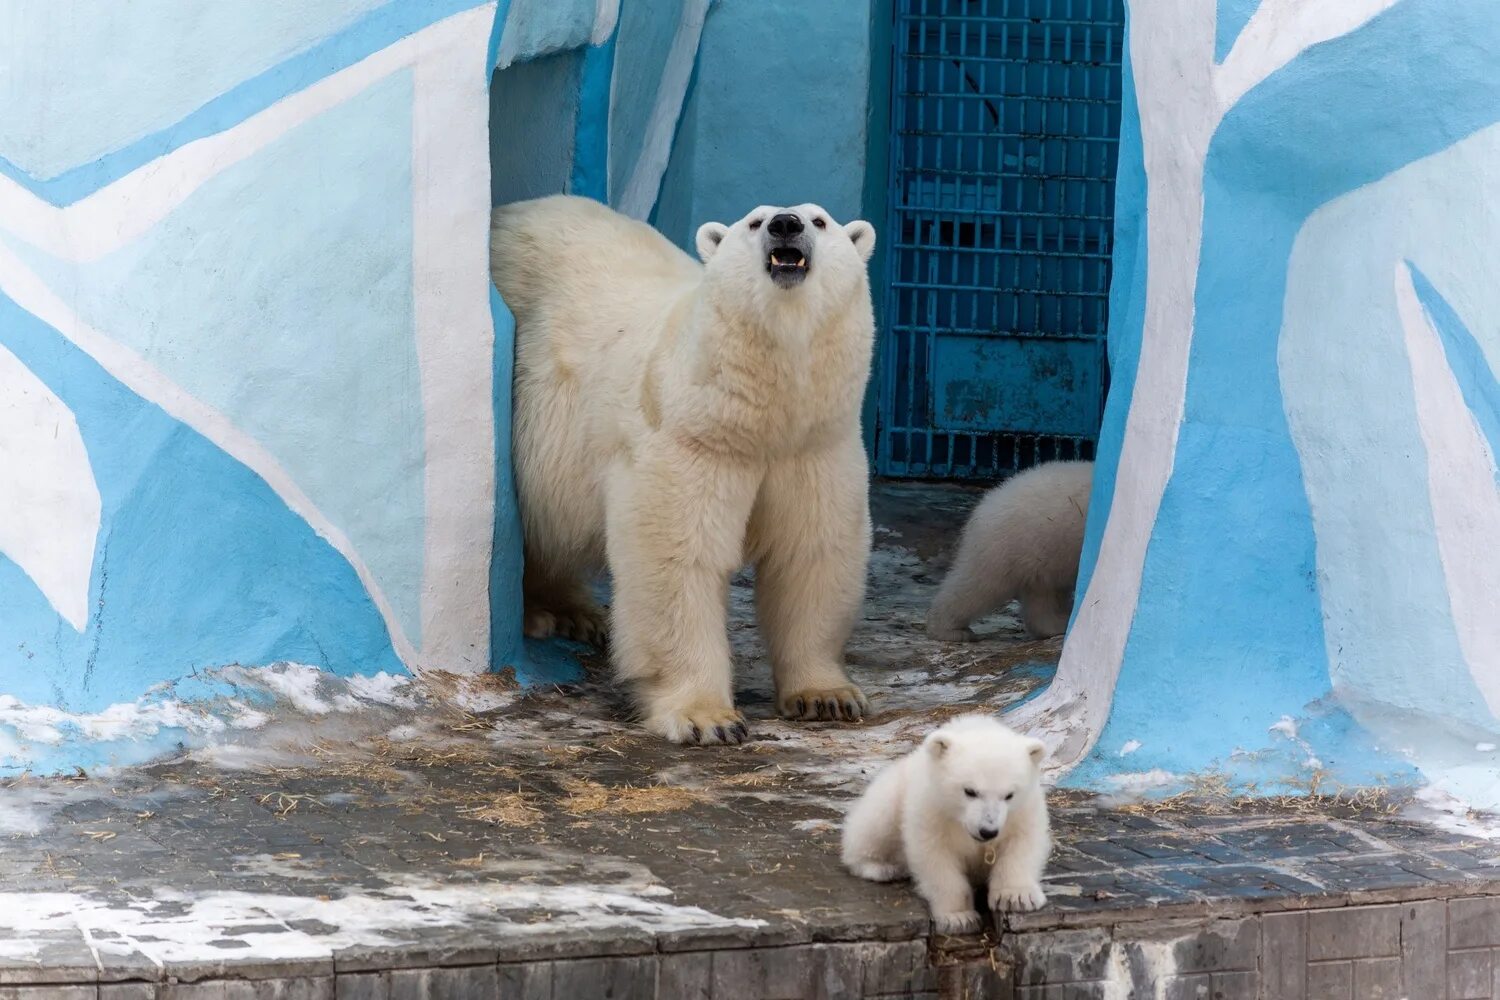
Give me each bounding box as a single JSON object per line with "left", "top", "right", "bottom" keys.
{"left": 927, "top": 460, "right": 1094, "bottom": 641}
{"left": 841, "top": 714, "right": 1051, "bottom": 934}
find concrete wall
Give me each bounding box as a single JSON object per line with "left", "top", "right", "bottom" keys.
{"left": 1015, "top": 0, "right": 1500, "bottom": 810}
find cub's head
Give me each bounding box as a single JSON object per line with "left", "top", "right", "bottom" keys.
{"left": 695, "top": 204, "right": 875, "bottom": 314}
{"left": 922, "top": 715, "right": 1046, "bottom": 843}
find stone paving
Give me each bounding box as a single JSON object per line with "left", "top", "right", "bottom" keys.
{"left": 0, "top": 484, "right": 1496, "bottom": 998}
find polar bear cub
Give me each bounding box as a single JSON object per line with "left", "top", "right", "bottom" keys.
{"left": 491, "top": 196, "right": 877, "bottom": 745}
{"left": 841, "top": 715, "right": 1050, "bottom": 933}
{"left": 927, "top": 460, "right": 1093, "bottom": 641}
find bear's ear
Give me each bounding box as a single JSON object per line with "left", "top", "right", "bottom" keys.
{"left": 1025, "top": 738, "right": 1046, "bottom": 766}
{"left": 696, "top": 222, "right": 729, "bottom": 263}
{"left": 844, "top": 220, "right": 876, "bottom": 263}
{"left": 925, "top": 733, "right": 950, "bottom": 759}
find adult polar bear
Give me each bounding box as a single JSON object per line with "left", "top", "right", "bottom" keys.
{"left": 491, "top": 196, "right": 878, "bottom": 745}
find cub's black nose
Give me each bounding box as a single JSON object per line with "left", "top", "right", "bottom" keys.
{"left": 978, "top": 827, "right": 999, "bottom": 841}
{"left": 767, "top": 213, "right": 803, "bottom": 239}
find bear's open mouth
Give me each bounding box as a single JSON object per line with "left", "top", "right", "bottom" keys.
{"left": 766, "top": 246, "right": 808, "bottom": 286}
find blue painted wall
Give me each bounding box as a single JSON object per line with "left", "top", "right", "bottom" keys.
{"left": 654, "top": 0, "right": 874, "bottom": 247}
{"left": 1034, "top": 0, "right": 1500, "bottom": 809}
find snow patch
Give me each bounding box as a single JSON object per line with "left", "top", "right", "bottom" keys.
{"left": 0, "top": 878, "right": 763, "bottom": 964}
{"left": 1408, "top": 786, "right": 1500, "bottom": 841}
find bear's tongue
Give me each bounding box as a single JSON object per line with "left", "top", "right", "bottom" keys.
{"left": 769, "top": 248, "right": 806, "bottom": 269}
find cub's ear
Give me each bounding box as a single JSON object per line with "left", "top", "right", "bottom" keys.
{"left": 844, "top": 220, "right": 876, "bottom": 263}
{"left": 1025, "top": 738, "right": 1046, "bottom": 766}
{"left": 925, "top": 733, "right": 950, "bottom": 759}
{"left": 696, "top": 222, "right": 729, "bottom": 262}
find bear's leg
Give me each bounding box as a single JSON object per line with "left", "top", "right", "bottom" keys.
{"left": 909, "top": 847, "right": 983, "bottom": 935}
{"left": 752, "top": 436, "right": 870, "bottom": 722}
{"left": 926, "top": 542, "right": 1016, "bottom": 642}
{"left": 605, "top": 448, "right": 758, "bottom": 745}
{"left": 522, "top": 560, "right": 608, "bottom": 647}
{"left": 1019, "top": 587, "right": 1071, "bottom": 639}
{"left": 840, "top": 767, "right": 908, "bottom": 882}
{"left": 987, "top": 804, "right": 1050, "bottom": 913}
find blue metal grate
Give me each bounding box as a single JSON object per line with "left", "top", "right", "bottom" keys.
{"left": 876, "top": 0, "right": 1124, "bottom": 479}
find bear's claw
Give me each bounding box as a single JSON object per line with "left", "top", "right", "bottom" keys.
{"left": 778, "top": 684, "right": 869, "bottom": 722}
{"left": 648, "top": 707, "right": 749, "bottom": 746}
{"left": 990, "top": 883, "right": 1047, "bottom": 913}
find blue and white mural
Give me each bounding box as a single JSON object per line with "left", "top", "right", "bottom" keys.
{"left": 0, "top": 0, "right": 734, "bottom": 773}
{"left": 1017, "top": 0, "right": 1500, "bottom": 809}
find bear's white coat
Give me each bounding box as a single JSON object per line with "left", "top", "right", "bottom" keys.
{"left": 927, "top": 460, "right": 1094, "bottom": 641}
{"left": 490, "top": 196, "right": 877, "bottom": 745}
{"left": 841, "top": 714, "right": 1051, "bottom": 934}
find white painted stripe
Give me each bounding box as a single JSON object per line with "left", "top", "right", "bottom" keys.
{"left": 1005, "top": 0, "right": 1218, "bottom": 771}
{"left": 592, "top": 0, "right": 621, "bottom": 45}
{"left": 1394, "top": 261, "right": 1500, "bottom": 716}
{"left": 1216, "top": 0, "right": 1399, "bottom": 111}
{"left": 411, "top": 13, "right": 498, "bottom": 675}
{"left": 0, "top": 7, "right": 491, "bottom": 263}
{"left": 0, "top": 240, "right": 420, "bottom": 667}
{"left": 1011, "top": 0, "right": 1405, "bottom": 774}
{"left": 615, "top": 0, "right": 709, "bottom": 220}
{"left": 0, "top": 342, "right": 100, "bottom": 631}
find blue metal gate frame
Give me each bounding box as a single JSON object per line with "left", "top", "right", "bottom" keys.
{"left": 875, "top": 0, "right": 1125, "bottom": 479}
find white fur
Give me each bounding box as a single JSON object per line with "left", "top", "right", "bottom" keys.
{"left": 927, "top": 460, "right": 1094, "bottom": 641}
{"left": 841, "top": 715, "right": 1051, "bottom": 934}
{"left": 490, "top": 196, "right": 877, "bottom": 744}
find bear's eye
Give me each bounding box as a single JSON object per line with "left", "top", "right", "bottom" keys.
{"left": 963, "top": 788, "right": 977, "bottom": 798}
{"left": 749, "top": 218, "right": 763, "bottom": 230}
{"left": 1004, "top": 792, "right": 1015, "bottom": 801}
{"left": 813, "top": 217, "right": 827, "bottom": 229}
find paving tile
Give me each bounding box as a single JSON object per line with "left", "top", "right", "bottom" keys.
{"left": 1306, "top": 904, "right": 1401, "bottom": 961}
{"left": 1451, "top": 897, "right": 1500, "bottom": 949}
{"left": 1305, "top": 960, "right": 1352, "bottom": 1000}
{"left": 1449, "top": 949, "right": 1495, "bottom": 1000}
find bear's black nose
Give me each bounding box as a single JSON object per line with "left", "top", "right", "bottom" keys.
{"left": 767, "top": 213, "right": 803, "bottom": 239}
{"left": 978, "top": 827, "right": 999, "bottom": 841}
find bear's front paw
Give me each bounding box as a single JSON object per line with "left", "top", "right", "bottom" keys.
{"left": 644, "top": 706, "right": 749, "bottom": 746}
{"left": 777, "top": 683, "right": 869, "bottom": 722}
{"left": 989, "top": 882, "right": 1047, "bottom": 913}
{"left": 931, "top": 909, "right": 983, "bottom": 935}
{"left": 925, "top": 621, "right": 977, "bottom": 643}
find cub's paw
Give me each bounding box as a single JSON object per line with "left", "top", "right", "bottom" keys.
{"left": 848, "top": 861, "right": 906, "bottom": 883}
{"left": 777, "top": 684, "right": 869, "bottom": 722}
{"left": 989, "top": 882, "right": 1047, "bottom": 913}
{"left": 645, "top": 706, "right": 749, "bottom": 746}
{"left": 931, "top": 909, "right": 983, "bottom": 936}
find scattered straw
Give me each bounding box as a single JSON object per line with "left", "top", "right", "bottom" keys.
{"left": 559, "top": 778, "right": 705, "bottom": 816}
{"left": 460, "top": 791, "right": 543, "bottom": 828}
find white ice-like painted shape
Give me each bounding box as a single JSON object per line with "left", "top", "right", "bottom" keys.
{"left": 0, "top": 343, "right": 99, "bottom": 630}
{"left": 1394, "top": 261, "right": 1500, "bottom": 717}
{"left": 1216, "top": 0, "right": 1402, "bottom": 110}
{"left": 1118, "top": 740, "right": 1141, "bottom": 756}
{"left": 613, "top": 0, "right": 709, "bottom": 220}
{"left": 0, "top": 4, "right": 500, "bottom": 674}
{"left": 593, "top": 0, "right": 621, "bottom": 44}
{"left": 1010, "top": 0, "right": 1401, "bottom": 771}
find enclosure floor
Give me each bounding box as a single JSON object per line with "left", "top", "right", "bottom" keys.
{"left": 2, "top": 483, "right": 1497, "bottom": 997}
